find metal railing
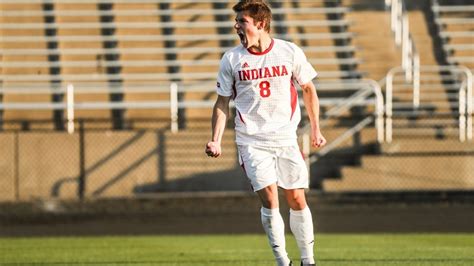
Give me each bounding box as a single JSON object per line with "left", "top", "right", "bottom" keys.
{"left": 0, "top": 83, "right": 173, "bottom": 111}
{"left": 1, "top": 80, "right": 384, "bottom": 135}
{"left": 300, "top": 79, "right": 384, "bottom": 170}
{"left": 386, "top": 0, "right": 420, "bottom": 85}
{"left": 385, "top": 65, "right": 473, "bottom": 142}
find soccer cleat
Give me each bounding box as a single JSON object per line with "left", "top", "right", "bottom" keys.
{"left": 288, "top": 261, "right": 293, "bottom": 266}
{"left": 300, "top": 262, "right": 315, "bottom": 266}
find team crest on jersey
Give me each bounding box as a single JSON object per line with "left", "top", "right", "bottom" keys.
{"left": 242, "top": 62, "right": 249, "bottom": 68}
{"left": 238, "top": 65, "right": 289, "bottom": 81}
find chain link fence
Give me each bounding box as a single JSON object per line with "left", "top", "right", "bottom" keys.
{"left": 312, "top": 132, "right": 474, "bottom": 192}
{"left": 0, "top": 119, "right": 248, "bottom": 202}
{"left": 1, "top": 118, "right": 474, "bottom": 202}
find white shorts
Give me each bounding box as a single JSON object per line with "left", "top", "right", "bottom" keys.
{"left": 238, "top": 144, "right": 309, "bottom": 192}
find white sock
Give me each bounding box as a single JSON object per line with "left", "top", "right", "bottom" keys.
{"left": 261, "top": 207, "right": 291, "bottom": 266}
{"left": 290, "top": 207, "right": 315, "bottom": 264}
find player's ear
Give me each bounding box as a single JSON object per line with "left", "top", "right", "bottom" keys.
{"left": 256, "top": 20, "right": 265, "bottom": 31}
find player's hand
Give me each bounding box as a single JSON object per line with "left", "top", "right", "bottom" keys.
{"left": 205, "top": 141, "right": 222, "bottom": 158}
{"left": 312, "top": 130, "right": 327, "bottom": 148}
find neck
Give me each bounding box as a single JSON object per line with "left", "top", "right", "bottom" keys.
{"left": 248, "top": 33, "right": 272, "bottom": 53}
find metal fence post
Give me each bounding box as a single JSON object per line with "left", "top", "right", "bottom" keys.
{"left": 170, "top": 82, "right": 178, "bottom": 133}
{"left": 14, "top": 131, "right": 20, "bottom": 201}
{"left": 413, "top": 53, "right": 420, "bottom": 108}
{"left": 66, "top": 84, "right": 75, "bottom": 134}
{"left": 78, "top": 120, "right": 86, "bottom": 200}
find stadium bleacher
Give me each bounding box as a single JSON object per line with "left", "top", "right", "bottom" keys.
{"left": 322, "top": 0, "right": 474, "bottom": 192}
{"left": 0, "top": 0, "right": 473, "bottom": 200}
{"left": 432, "top": 0, "right": 474, "bottom": 70}
{"left": 0, "top": 0, "right": 363, "bottom": 129}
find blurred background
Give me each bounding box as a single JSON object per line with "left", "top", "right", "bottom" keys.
{"left": 0, "top": 0, "right": 473, "bottom": 236}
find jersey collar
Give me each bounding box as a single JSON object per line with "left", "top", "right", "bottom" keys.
{"left": 247, "top": 38, "right": 274, "bottom": 56}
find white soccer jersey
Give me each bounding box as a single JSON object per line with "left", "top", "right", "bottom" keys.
{"left": 216, "top": 38, "right": 317, "bottom": 146}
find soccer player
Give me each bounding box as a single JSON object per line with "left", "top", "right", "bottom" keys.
{"left": 205, "top": 1, "right": 326, "bottom": 265}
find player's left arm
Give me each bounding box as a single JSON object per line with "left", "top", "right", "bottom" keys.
{"left": 301, "top": 81, "right": 327, "bottom": 148}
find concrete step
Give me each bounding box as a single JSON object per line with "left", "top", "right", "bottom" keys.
{"left": 389, "top": 127, "right": 462, "bottom": 139}
{"left": 407, "top": 11, "right": 439, "bottom": 66}
{"left": 381, "top": 139, "right": 474, "bottom": 153}
{"left": 391, "top": 118, "right": 459, "bottom": 128}
{"left": 161, "top": 129, "right": 238, "bottom": 180}
{"left": 324, "top": 151, "right": 474, "bottom": 191}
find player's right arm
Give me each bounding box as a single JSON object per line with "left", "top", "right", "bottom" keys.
{"left": 206, "top": 95, "right": 231, "bottom": 158}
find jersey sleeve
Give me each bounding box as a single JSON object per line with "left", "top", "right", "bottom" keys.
{"left": 216, "top": 54, "right": 234, "bottom": 97}
{"left": 292, "top": 44, "right": 318, "bottom": 85}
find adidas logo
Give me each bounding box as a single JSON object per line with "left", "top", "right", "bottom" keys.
{"left": 242, "top": 62, "right": 249, "bottom": 68}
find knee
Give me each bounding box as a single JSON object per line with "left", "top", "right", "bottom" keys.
{"left": 257, "top": 184, "right": 280, "bottom": 209}
{"left": 286, "top": 193, "right": 307, "bottom": 210}
{"left": 260, "top": 195, "right": 279, "bottom": 209}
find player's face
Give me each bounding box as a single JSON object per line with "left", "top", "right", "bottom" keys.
{"left": 234, "top": 12, "right": 262, "bottom": 49}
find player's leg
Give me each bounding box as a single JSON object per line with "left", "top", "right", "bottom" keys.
{"left": 284, "top": 189, "right": 316, "bottom": 266}
{"left": 257, "top": 183, "right": 292, "bottom": 266}
{"left": 238, "top": 145, "right": 291, "bottom": 266}
{"left": 276, "top": 145, "right": 315, "bottom": 266}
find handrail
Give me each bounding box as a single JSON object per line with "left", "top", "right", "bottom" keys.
{"left": 387, "top": 0, "right": 420, "bottom": 85}
{"left": 0, "top": 83, "right": 172, "bottom": 94}
{"left": 309, "top": 116, "right": 374, "bottom": 164}
{"left": 0, "top": 80, "right": 383, "bottom": 134}
{"left": 385, "top": 65, "right": 472, "bottom": 142}
{"left": 300, "top": 79, "right": 384, "bottom": 170}
{"left": 66, "top": 84, "right": 74, "bottom": 134}
{"left": 0, "top": 101, "right": 173, "bottom": 111}
{"left": 0, "top": 72, "right": 219, "bottom": 82}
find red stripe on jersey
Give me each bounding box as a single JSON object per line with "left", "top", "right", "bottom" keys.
{"left": 290, "top": 80, "right": 298, "bottom": 120}
{"left": 232, "top": 81, "right": 245, "bottom": 124}
{"left": 247, "top": 38, "right": 274, "bottom": 56}
{"left": 237, "top": 110, "right": 246, "bottom": 124}
{"left": 232, "top": 82, "right": 237, "bottom": 100}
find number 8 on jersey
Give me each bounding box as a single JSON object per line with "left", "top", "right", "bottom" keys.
{"left": 259, "top": 80, "right": 271, "bottom": 98}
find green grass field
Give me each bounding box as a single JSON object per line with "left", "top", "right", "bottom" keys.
{"left": 1, "top": 234, "right": 473, "bottom": 265}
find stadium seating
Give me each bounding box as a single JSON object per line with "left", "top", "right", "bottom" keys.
{"left": 0, "top": 0, "right": 363, "bottom": 130}
{"left": 1, "top": 0, "right": 472, "bottom": 198}
{"left": 1, "top": 1, "right": 54, "bottom": 128}
{"left": 322, "top": 0, "right": 474, "bottom": 192}
{"left": 0, "top": 0, "right": 370, "bottom": 198}
{"left": 431, "top": 0, "right": 474, "bottom": 70}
